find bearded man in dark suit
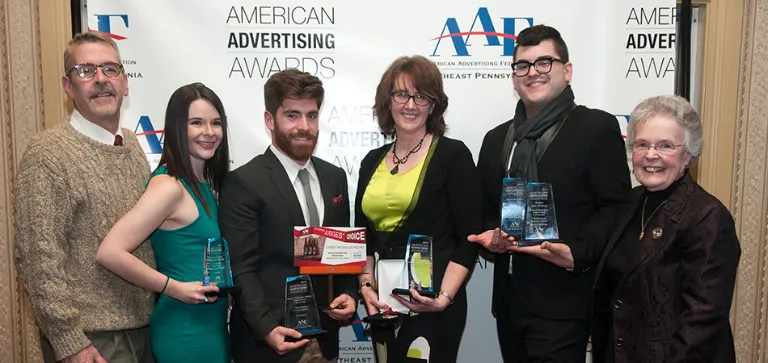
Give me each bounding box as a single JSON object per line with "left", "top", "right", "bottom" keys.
{"left": 219, "top": 69, "right": 358, "bottom": 363}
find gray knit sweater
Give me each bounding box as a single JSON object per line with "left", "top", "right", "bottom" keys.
{"left": 13, "top": 122, "right": 155, "bottom": 360}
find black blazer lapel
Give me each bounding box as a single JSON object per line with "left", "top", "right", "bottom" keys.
{"left": 312, "top": 158, "right": 337, "bottom": 226}
{"left": 264, "top": 148, "right": 306, "bottom": 226}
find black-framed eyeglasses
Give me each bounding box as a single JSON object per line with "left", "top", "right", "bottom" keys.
{"left": 629, "top": 141, "right": 685, "bottom": 155}
{"left": 391, "top": 91, "right": 431, "bottom": 106}
{"left": 511, "top": 57, "right": 567, "bottom": 77}
{"left": 68, "top": 62, "right": 124, "bottom": 79}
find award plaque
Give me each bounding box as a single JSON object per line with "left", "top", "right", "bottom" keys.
{"left": 285, "top": 275, "right": 326, "bottom": 337}
{"left": 498, "top": 181, "right": 561, "bottom": 247}
{"left": 202, "top": 237, "right": 239, "bottom": 294}
{"left": 293, "top": 227, "right": 366, "bottom": 274}
{"left": 520, "top": 182, "right": 561, "bottom": 246}
{"left": 500, "top": 178, "right": 527, "bottom": 238}
{"left": 392, "top": 235, "right": 436, "bottom": 298}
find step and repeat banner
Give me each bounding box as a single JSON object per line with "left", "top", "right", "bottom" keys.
{"left": 86, "top": 1, "right": 675, "bottom": 362}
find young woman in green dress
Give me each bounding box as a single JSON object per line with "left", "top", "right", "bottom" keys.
{"left": 96, "top": 82, "right": 231, "bottom": 363}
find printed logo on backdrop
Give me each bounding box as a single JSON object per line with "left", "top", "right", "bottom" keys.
{"left": 134, "top": 116, "right": 164, "bottom": 170}
{"left": 89, "top": 14, "right": 143, "bottom": 78}
{"left": 429, "top": 7, "right": 533, "bottom": 81}
{"left": 624, "top": 6, "right": 676, "bottom": 78}
{"left": 337, "top": 310, "right": 375, "bottom": 362}
{"left": 226, "top": 6, "right": 336, "bottom": 79}
{"left": 91, "top": 14, "right": 129, "bottom": 40}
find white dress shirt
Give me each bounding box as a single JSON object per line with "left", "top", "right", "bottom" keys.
{"left": 69, "top": 109, "right": 123, "bottom": 145}
{"left": 270, "top": 145, "right": 325, "bottom": 226}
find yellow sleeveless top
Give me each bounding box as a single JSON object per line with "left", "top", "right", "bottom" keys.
{"left": 361, "top": 155, "right": 425, "bottom": 232}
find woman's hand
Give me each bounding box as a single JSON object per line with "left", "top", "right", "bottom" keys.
{"left": 361, "top": 286, "right": 390, "bottom": 316}
{"left": 509, "top": 242, "right": 574, "bottom": 269}
{"left": 165, "top": 280, "right": 220, "bottom": 304}
{"left": 391, "top": 289, "right": 450, "bottom": 313}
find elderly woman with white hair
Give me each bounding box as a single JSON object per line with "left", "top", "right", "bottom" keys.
{"left": 590, "top": 95, "right": 741, "bottom": 363}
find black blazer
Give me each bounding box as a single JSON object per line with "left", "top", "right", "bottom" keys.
{"left": 355, "top": 136, "right": 484, "bottom": 288}
{"left": 592, "top": 173, "right": 740, "bottom": 363}
{"left": 477, "top": 105, "right": 631, "bottom": 319}
{"left": 219, "top": 148, "right": 359, "bottom": 363}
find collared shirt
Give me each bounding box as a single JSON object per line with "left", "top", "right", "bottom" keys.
{"left": 69, "top": 109, "right": 123, "bottom": 145}
{"left": 270, "top": 145, "right": 325, "bottom": 225}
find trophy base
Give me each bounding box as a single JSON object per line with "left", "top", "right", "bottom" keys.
{"left": 391, "top": 288, "right": 437, "bottom": 299}
{"left": 285, "top": 328, "right": 326, "bottom": 342}
{"left": 516, "top": 238, "right": 562, "bottom": 247}
{"left": 363, "top": 312, "right": 405, "bottom": 326}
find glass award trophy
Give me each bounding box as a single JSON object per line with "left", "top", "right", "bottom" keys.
{"left": 500, "top": 178, "right": 527, "bottom": 239}
{"left": 498, "top": 181, "right": 561, "bottom": 247}
{"left": 520, "top": 182, "right": 560, "bottom": 246}
{"left": 285, "top": 275, "right": 326, "bottom": 338}
{"left": 202, "top": 237, "right": 239, "bottom": 294}
{"left": 392, "top": 234, "right": 436, "bottom": 298}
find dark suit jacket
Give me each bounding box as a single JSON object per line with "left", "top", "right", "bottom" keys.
{"left": 477, "top": 105, "right": 631, "bottom": 320}
{"left": 592, "top": 173, "right": 740, "bottom": 363}
{"left": 355, "top": 136, "right": 484, "bottom": 287}
{"left": 219, "top": 148, "right": 359, "bottom": 363}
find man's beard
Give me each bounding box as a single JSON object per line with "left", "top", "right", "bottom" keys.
{"left": 273, "top": 122, "right": 317, "bottom": 162}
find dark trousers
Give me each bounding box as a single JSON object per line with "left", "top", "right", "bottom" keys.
{"left": 496, "top": 279, "right": 589, "bottom": 363}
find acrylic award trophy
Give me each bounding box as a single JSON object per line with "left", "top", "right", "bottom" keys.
{"left": 285, "top": 275, "right": 326, "bottom": 338}
{"left": 499, "top": 180, "right": 561, "bottom": 247}
{"left": 392, "top": 234, "right": 436, "bottom": 298}
{"left": 202, "top": 237, "right": 239, "bottom": 294}
{"left": 500, "top": 178, "right": 527, "bottom": 238}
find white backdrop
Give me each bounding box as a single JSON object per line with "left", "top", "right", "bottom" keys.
{"left": 86, "top": 1, "right": 675, "bottom": 361}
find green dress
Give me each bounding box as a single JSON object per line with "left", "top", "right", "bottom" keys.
{"left": 148, "top": 166, "right": 230, "bottom": 363}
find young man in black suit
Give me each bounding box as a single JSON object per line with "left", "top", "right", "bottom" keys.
{"left": 469, "top": 25, "right": 631, "bottom": 362}
{"left": 219, "top": 69, "right": 359, "bottom": 363}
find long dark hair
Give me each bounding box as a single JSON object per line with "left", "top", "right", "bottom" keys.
{"left": 156, "top": 82, "right": 230, "bottom": 215}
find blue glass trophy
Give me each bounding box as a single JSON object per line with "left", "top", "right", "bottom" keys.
{"left": 202, "top": 237, "right": 239, "bottom": 294}
{"left": 285, "top": 275, "right": 326, "bottom": 338}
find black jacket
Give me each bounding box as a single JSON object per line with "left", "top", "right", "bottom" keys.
{"left": 355, "top": 136, "right": 484, "bottom": 286}
{"left": 592, "top": 173, "right": 740, "bottom": 363}
{"left": 478, "top": 105, "right": 631, "bottom": 319}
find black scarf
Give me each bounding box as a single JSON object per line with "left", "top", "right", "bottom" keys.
{"left": 502, "top": 85, "right": 576, "bottom": 181}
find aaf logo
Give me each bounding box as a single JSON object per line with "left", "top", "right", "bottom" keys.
{"left": 90, "top": 14, "right": 129, "bottom": 40}
{"left": 134, "top": 116, "right": 164, "bottom": 154}
{"left": 350, "top": 312, "right": 371, "bottom": 342}
{"left": 431, "top": 7, "right": 533, "bottom": 57}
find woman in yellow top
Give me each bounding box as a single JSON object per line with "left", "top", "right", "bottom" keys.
{"left": 354, "top": 55, "right": 484, "bottom": 363}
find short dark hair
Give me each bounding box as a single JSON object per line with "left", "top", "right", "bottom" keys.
{"left": 263, "top": 69, "right": 324, "bottom": 116}
{"left": 373, "top": 55, "right": 448, "bottom": 137}
{"left": 157, "top": 83, "right": 230, "bottom": 215}
{"left": 513, "top": 25, "right": 569, "bottom": 62}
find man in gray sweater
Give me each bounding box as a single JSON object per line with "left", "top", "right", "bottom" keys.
{"left": 13, "top": 32, "right": 154, "bottom": 363}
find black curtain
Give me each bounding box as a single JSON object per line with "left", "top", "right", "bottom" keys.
{"left": 675, "top": 0, "right": 693, "bottom": 100}
{"left": 70, "top": 0, "right": 82, "bottom": 36}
